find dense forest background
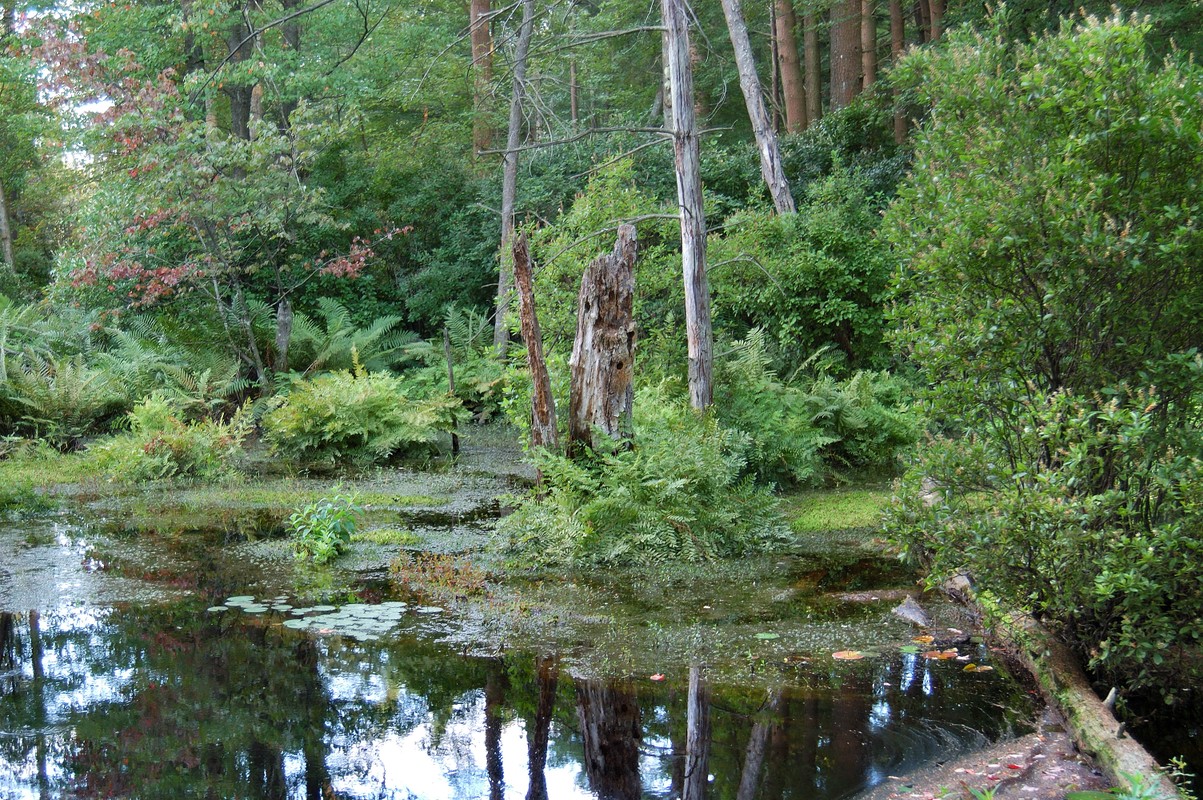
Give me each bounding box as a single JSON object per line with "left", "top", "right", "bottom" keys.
{"left": 2, "top": 0, "right": 1202, "bottom": 727}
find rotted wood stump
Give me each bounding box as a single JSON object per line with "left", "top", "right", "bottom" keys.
{"left": 569, "top": 224, "right": 637, "bottom": 457}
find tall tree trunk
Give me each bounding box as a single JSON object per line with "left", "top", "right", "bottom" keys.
{"left": 682, "top": 665, "right": 712, "bottom": 800}
{"left": 721, "top": 0, "right": 797, "bottom": 214}
{"left": 569, "top": 60, "right": 579, "bottom": 125}
{"left": 0, "top": 177, "right": 13, "bottom": 270}
{"left": 279, "top": 0, "right": 301, "bottom": 125}
{"left": 890, "top": 0, "right": 907, "bottom": 142}
{"left": 861, "top": 0, "right": 877, "bottom": 89}
{"left": 493, "top": 0, "right": 535, "bottom": 352}
{"left": 736, "top": 689, "right": 782, "bottom": 800}
{"left": 662, "top": 0, "right": 714, "bottom": 410}
{"left": 774, "top": 0, "right": 806, "bottom": 132}
{"left": 830, "top": 0, "right": 862, "bottom": 110}
{"left": 915, "top": 0, "right": 931, "bottom": 43}
{"left": 928, "top": 0, "right": 944, "bottom": 39}
{"left": 470, "top": 0, "right": 494, "bottom": 154}
{"left": 485, "top": 664, "right": 505, "bottom": 800}
{"left": 513, "top": 232, "right": 559, "bottom": 456}
{"left": 569, "top": 225, "right": 636, "bottom": 456}
{"left": 803, "top": 12, "right": 822, "bottom": 125}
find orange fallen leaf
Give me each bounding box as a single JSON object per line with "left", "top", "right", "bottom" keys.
{"left": 912, "top": 635, "right": 935, "bottom": 645}
{"left": 832, "top": 650, "right": 865, "bottom": 660}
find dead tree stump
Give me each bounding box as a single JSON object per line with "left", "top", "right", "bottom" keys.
{"left": 569, "top": 224, "right": 637, "bottom": 457}
{"left": 513, "top": 232, "right": 559, "bottom": 454}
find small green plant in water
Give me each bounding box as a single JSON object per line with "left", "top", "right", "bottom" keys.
{"left": 289, "top": 493, "right": 362, "bottom": 564}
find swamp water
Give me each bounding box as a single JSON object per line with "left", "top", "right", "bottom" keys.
{"left": 0, "top": 452, "right": 1036, "bottom": 799}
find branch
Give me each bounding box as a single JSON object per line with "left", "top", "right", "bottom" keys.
{"left": 478, "top": 126, "right": 670, "bottom": 156}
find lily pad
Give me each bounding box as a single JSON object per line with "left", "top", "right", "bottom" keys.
{"left": 416, "top": 606, "right": 444, "bottom": 614}
{"left": 832, "top": 650, "right": 865, "bottom": 660}
{"left": 241, "top": 605, "right": 270, "bottom": 613}
{"left": 755, "top": 632, "right": 781, "bottom": 640}
{"left": 225, "top": 596, "right": 256, "bottom": 605}
{"left": 206, "top": 606, "right": 228, "bottom": 613}
{"left": 899, "top": 645, "right": 920, "bottom": 654}
{"left": 282, "top": 619, "right": 312, "bottom": 629}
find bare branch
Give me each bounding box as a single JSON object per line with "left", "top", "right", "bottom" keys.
{"left": 478, "top": 126, "right": 670, "bottom": 156}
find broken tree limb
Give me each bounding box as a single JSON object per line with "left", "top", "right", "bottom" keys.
{"left": 568, "top": 224, "right": 637, "bottom": 457}
{"left": 513, "top": 232, "right": 559, "bottom": 456}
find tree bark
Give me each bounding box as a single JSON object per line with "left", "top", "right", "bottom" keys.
{"left": 803, "top": 12, "right": 822, "bottom": 125}
{"left": 928, "top": 0, "right": 944, "bottom": 39}
{"left": 861, "top": 0, "right": 877, "bottom": 89}
{"left": 569, "top": 225, "right": 636, "bottom": 456}
{"left": 830, "top": 0, "right": 862, "bottom": 110}
{"left": 525, "top": 656, "right": 559, "bottom": 800}
{"left": 274, "top": 296, "right": 293, "bottom": 374}
{"left": 662, "top": 0, "right": 714, "bottom": 410}
{"left": 0, "top": 176, "right": 13, "bottom": 270}
{"left": 682, "top": 665, "right": 712, "bottom": 800}
{"left": 736, "top": 689, "right": 783, "bottom": 800}
{"left": 721, "top": 0, "right": 797, "bottom": 215}
{"left": 774, "top": 0, "right": 806, "bottom": 132}
{"left": 470, "top": 0, "right": 494, "bottom": 154}
{"left": 513, "top": 232, "right": 559, "bottom": 455}
{"left": 493, "top": 0, "right": 536, "bottom": 352}
{"left": 889, "top": 0, "right": 907, "bottom": 142}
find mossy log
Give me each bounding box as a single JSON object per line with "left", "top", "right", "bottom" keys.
{"left": 997, "top": 610, "right": 1182, "bottom": 799}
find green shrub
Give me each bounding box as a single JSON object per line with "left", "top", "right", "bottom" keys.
{"left": 403, "top": 306, "right": 507, "bottom": 421}
{"left": 497, "top": 387, "right": 789, "bottom": 567}
{"left": 289, "top": 492, "right": 362, "bottom": 564}
{"left": 887, "top": 386, "right": 1203, "bottom": 705}
{"left": 1, "top": 355, "right": 127, "bottom": 448}
{"left": 262, "top": 367, "right": 462, "bottom": 467}
{"left": 93, "top": 394, "right": 250, "bottom": 482}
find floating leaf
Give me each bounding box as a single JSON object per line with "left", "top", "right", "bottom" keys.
{"left": 899, "top": 645, "right": 920, "bottom": 654}
{"left": 923, "top": 649, "right": 959, "bottom": 660}
{"left": 206, "top": 606, "right": 228, "bottom": 613}
{"left": 974, "top": 665, "right": 994, "bottom": 673}
{"left": 912, "top": 635, "right": 935, "bottom": 645}
{"left": 755, "top": 632, "right": 781, "bottom": 640}
{"left": 963, "top": 663, "right": 979, "bottom": 672}
{"left": 833, "top": 650, "right": 865, "bottom": 660}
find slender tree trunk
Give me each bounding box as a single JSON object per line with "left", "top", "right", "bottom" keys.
{"left": 569, "top": 60, "right": 579, "bottom": 125}
{"left": 830, "top": 0, "right": 862, "bottom": 110}
{"left": 721, "top": 0, "right": 797, "bottom": 215}
{"left": 774, "top": 0, "right": 806, "bottom": 132}
{"left": 682, "top": 665, "right": 712, "bottom": 800}
{"left": 0, "top": 177, "right": 13, "bottom": 270}
{"left": 662, "top": 0, "right": 713, "bottom": 409}
{"left": 443, "top": 328, "right": 460, "bottom": 454}
{"left": 513, "top": 233, "right": 559, "bottom": 456}
{"left": 485, "top": 664, "right": 505, "bottom": 800}
{"left": 274, "top": 296, "right": 292, "bottom": 374}
{"left": 569, "top": 225, "right": 636, "bottom": 456}
{"left": 576, "top": 678, "right": 642, "bottom": 800}
{"left": 736, "top": 689, "right": 782, "bottom": 800}
{"left": 470, "top": 0, "right": 494, "bottom": 154}
{"left": 279, "top": 0, "right": 301, "bottom": 125}
{"left": 915, "top": 0, "right": 931, "bottom": 43}
{"left": 493, "top": 0, "right": 535, "bottom": 352}
{"left": 803, "top": 12, "right": 822, "bottom": 125}
{"left": 889, "top": 0, "right": 907, "bottom": 142}
{"left": 861, "top": 0, "right": 877, "bottom": 89}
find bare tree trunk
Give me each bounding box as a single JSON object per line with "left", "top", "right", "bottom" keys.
{"left": 861, "top": 0, "right": 877, "bottom": 89}
{"left": 493, "top": 0, "right": 536, "bottom": 353}
{"left": 495, "top": 0, "right": 538, "bottom": 353}
{"left": 890, "top": 0, "right": 907, "bottom": 142}
{"left": 803, "top": 12, "right": 822, "bottom": 125}
{"left": 513, "top": 232, "right": 559, "bottom": 455}
{"left": 470, "top": 0, "right": 494, "bottom": 154}
{"left": 774, "top": 0, "right": 806, "bottom": 132}
{"left": 830, "top": 0, "right": 862, "bottom": 110}
{"left": 928, "top": 0, "right": 944, "bottom": 39}
{"left": 721, "top": 0, "right": 797, "bottom": 215}
{"left": 0, "top": 176, "right": 13, "bottom": 270}
{"left": 443, "top": 328, "right": 460, "bottom": 454}
{"left": 576, "top": 678, "right": 642, "bottom": 800}
{"left": 682, "top": 665, "right": 712, "bottom": 800}
{"left": 274, "top": 296, "right": 293, "bottom": 374}
{"left": 662, "top": 0, "right": 714, "bottom": 410}
{"left": 485, "top": 664, "right": 505, "bottom": 800}
{"left": 569, "top": 225, "right": 636, "bottom": 456}
{"left": 569, "top": 60, "right": 579, "bottom": 125}
{"left": 915, "top": 0, "right": 931, "bottom": 43}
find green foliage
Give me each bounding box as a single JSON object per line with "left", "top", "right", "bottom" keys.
{"left": 1, "top": 355, "right": 126, "bottom": 448}
{"left": 497, "top": 387, "right": 789, "bottom": 567}
{"left": 93, "top": 394, "right": 251, "bottom": 482}
{"left": 289, "top": 492, "right": 362, "bottom": 564}
{"left": 262, "top": 366, "right": 462, "bottom": 467}
{"left": 884, "top": 15, "right": 1203, "bottom": 705}
{"left": 287, "top": 297, "right": 418, "bottom": 375}
{"left": 404, "top": 306, "right": 506, "bottom": 420}
{"left": 710, "top": 169, "right": 896, "bottom": 373}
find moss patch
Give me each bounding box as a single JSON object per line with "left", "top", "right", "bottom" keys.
{"left": 781, "top": 486, "right": 892, "bottom": 534}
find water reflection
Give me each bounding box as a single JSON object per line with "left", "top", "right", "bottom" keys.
{"left": 0, "top": 603, "right": 1031, "bottom": 800}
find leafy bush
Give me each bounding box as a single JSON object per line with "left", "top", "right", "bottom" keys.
{"left": 497, "top": 387, "right": 789, "bottom": 567}
{"left": 403, "top": 306, "right": 507, "bottom": 421}
{"left": 93, "top": 394, "right": 250, "bottom": 482}
{"left": 289, "top": 492, "right": 362, "bottom": 564}
{"left": 261, "top": 366, "right": 462, "bottom": 467}
{"left": 1, "top": 355, "right": 127, "bottom": 448}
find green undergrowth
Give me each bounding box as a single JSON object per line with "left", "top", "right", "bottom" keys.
{"left": 0, "top": 442, "right": 107, "bottom": 511}
{"left": 781, "top": 486, "right": 892, "bottom": 534}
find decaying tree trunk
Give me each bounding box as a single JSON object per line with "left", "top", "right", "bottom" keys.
{"left": 493, "top": 0, "right": 536, "bottom": 352}
{"left": 569, "top": 225, "right": 636, "bottom": 456}
{"left": 662, "top": 0, "right": 714, "bottom": 409}
{"left": 721, "top": 0, "right": 797, "bottom": 215}
{"left": 513, "top": 232, "right": 559, "bottom": 455}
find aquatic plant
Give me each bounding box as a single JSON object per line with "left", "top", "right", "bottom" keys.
{"left": 289, "top": 493, "right": 363, "bottom": 564}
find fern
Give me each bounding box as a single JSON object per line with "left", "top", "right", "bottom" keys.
{"left": 287, "top": 298, "right": 418, "bottom": 375}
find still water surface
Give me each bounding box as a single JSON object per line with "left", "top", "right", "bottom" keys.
{"left": 0, "top": 509, "right": 1033, "bottom": 799}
